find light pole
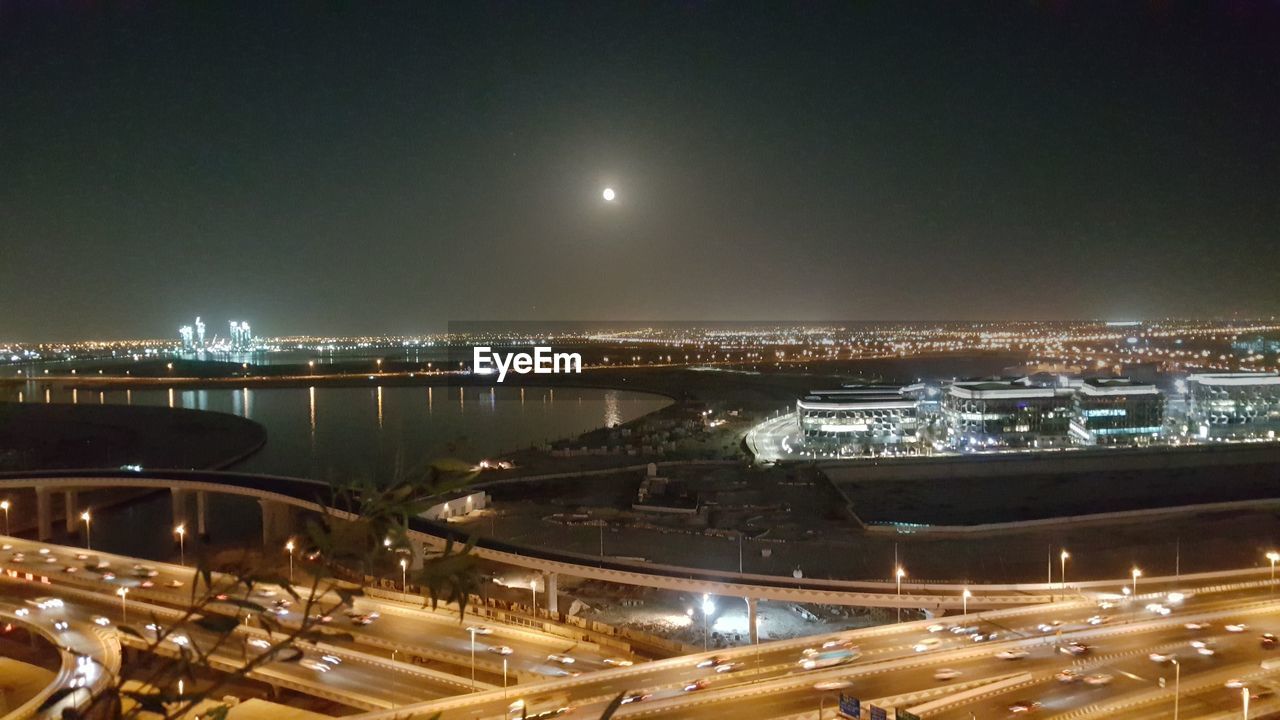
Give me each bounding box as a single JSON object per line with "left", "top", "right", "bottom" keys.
{"left": 80, "top": 510, "right": 92, "bottom": 550}
{"left": 1060, "top": 550, "right": 1070, "bottom": 589}
{"left": 738, "top": 533, "right": 744, "bottom": 574}
{"left": 1242, "top": 685, "right": 1250, "bottom": 719}
{"left": 962, "top": 587, "right": 972, "bottom": 617}
{"left": 1267, "top": 551, "right": 1279, "bottom": 586}
{"left": 117, "top": 587, "right": 128, "bottom": 623}
{"left": 175, "top": 524, "right": 186, "bottom": 566}
{"left": 467, "top": 626, "right": 478, "bottom": 689}
{"left": 1172, "top": 657, "right": 1180, "bottom": 720}
{"left": 0, "top": 499, "right": 9, "bottom": 536}
{"left": 530, "top": 578, "right": 538, "bottom": 613}
{"left": 502, "top": 657, "right": 508, "bottom": 699}
{"left": 896, "top": 566, "right": 906, "bottom": 623}
{"left": 285, "top": 540, "right": 295, "bottom": 584}
{"left": 701, "top": 595, "right": 716, "bottom": 651}
{"left": 400, "top": 558, "right": 408, "bottom": 597}
{"left": 1132, "top": 567, "right": 1142, "bottom": 596}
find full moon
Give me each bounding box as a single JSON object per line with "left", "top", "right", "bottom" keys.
{"left": 602, "top": 187, "right": 616, "bottom": 202}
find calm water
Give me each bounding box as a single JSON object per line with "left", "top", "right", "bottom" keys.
{"left": 3, "top": 383, "right": 671, "bottom": 480}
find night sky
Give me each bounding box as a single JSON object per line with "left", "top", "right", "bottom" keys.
{"left": 2, "top": 2, "right": 1278, "bottom": 341}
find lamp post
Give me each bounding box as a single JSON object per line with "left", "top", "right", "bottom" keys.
{"left": 1172, "top": 657, "right": 1180, "bottom": 720}
{"left": 117, "top": 587, "right": 129, "bottom": 623}
{"left": 400, "top": 558, "right": 408, "bottom": 597}
{"left": 285, "top": 540, "right": 295, "bottom": 584}
{"left": 0, "top": 499, "right": 9, "bottom": 536}
{"left": 1267, "top": 551, "right": 1279, "bottom": 585}
{"left": 502, "top": 657, "right": 508, "bottom": 699}
{"left": 701, "top": 595, "right": 716, "bottom": 651}
{"left": 175, "top": 524, "right": 186, "bottom": 566}
{"left": 467, "top": 626, "right": 478, "bottom": 689}
{"left": 530, "top": 578, "right": 538, "bottom": 613}
{"left": 80, "top": 510, "right": 92, "bottom": 550}
{"left": 1242, "top": 685, "right": 1250, "bottom": 719}
{"left": 895, "top": 567, "right": 906, "bottom": 623}
{"left": 1132, "top": 567, "right": 1142, "bottom": 596}
{"left": 1060, "top": 550, "right": 1070, "bottom": 589}
{"left": 962, "top": 587, "right": 972, "bottom": 617}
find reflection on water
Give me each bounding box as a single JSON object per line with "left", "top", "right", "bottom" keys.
{"left": 2, "top": 383, "right": 670, "bottom": 483}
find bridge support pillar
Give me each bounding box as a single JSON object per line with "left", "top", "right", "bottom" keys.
{"left": 543, "top": 572, "right": 559, "bottom": 614}
{"left": 171, "top": 488, "right": 189, "bottom": 528}
{"left": 35, "top": 488, "right": 52, "bottom": 541}
{"left": 746, "top": 597, "right": 758, "bottom": 644}
{"left": 196, "top": 491, "right": 209, "bottom": 539}
{"left": 259, "top": 499, "right": 292, "bottom": 550}
{"left": 63, "top": 490, "right": 78, "bottom": 535}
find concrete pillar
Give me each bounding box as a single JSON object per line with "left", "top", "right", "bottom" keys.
{"left": 544, "top": 572, "right": 559, "bottom": 614}
{"left": 196, "top": 491, "right": 209, "bottom": 538}
{"left": 746, "top": 597, "right": 758, "bottom": 644}
{"left": 171, "top": 488, "right": 189, "bottom": 528}
{"left": 259, "top": 499, "right": 291, "bottom": 550}
{"left": 63, "top": 490, "right": 78, "bottom": 535}
{"left": 35, "top": 488, "right": 52, "bottom": 541}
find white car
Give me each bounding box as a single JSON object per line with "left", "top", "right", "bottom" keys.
{"left": 1087, "top": 615, "right": 1109, "bottom": 625}
{"left": 52, "top": 619, "right": 70, "bottom": 632}
{"left": 602, "top": 657, "right": 633, "bottom": 667}
{"left": 248, "top": 638, "right": 271, "bottom": 649}
{"left": 489, "top": 645, "right": 515, "bottom": 655}
{"left": 92, "top": 616, "right": 111, "bottom": 626}
{"left": 467, "top": 625, "right": 494, "bottom": 635}
{"left": 1149, "top": 652, "right": 1175, "bottom": 663}
{"left": 1185, "top": 622, "right": 1210, "bottom": 630}
{"left": 169, "top": 634, "right": 190, "bottom": 647}
{"left": 547, "top": 654, "right": 575, "bottom": 665}
{"left": 1056, "top": 669, "right": 1082, "bottom": 683}
{"left": 1226, "top": 624, "right": 1248, "bottom": 633}
{"left": 1084, "top": 673, "right": 1113, "bottom": 686}
{"left": 934, "top": 668, "right": 962, "bottom": 681}
{"left": 300, "top": 659, "right": 331, "bottom": 673}
{"left": 1037, "top": 622, "right": 1063, "bottom": 633}
{"left": 321, "top": 654, "right": 342, "bottom": 665}
{"left": 926, "top": 623, "right": 946, "bottom": 633}
{"left": 996, "top": 650, "right": 1029, "bottom": 660}
{"left": 1226, "top": 679, "right": 1247, "bottom": 689}
{"left": 913, "top": 639, "right": 941, "bottom": 653}
{"left": 28, "top": 597, "right": 64, "bottom": 610}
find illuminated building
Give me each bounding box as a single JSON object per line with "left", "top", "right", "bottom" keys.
{"left": 1186, "top": 372, "right": 1280, "bottom": 440}
{"left": 942, "top": 379, "right": 1074, "bottom": 449}
{"left": 179, "top": 325, "right": 194, "bottom": 350}
{"left": 1069, "top": 378, "right": 1165, "bottom": 446}
{"left": 195, "top": 316, "right": 206, "bottom": 348}
{"left": 797, "top": 386, "right": 918, "bottom": 454}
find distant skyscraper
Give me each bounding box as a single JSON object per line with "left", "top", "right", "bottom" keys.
{"left": 240, "top": 321, "right": 252, "bottom": 349}
{"left": 195, "top": 316, "right": 206, "bottom": 348}
{"left": 179, "top": 325, "right": 194, "bottom": 349}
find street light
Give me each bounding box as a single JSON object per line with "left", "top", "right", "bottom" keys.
{"left": 80, "top": 510, "right": 92, "bottom": 550}
{"left": 896, "top": 566, "right": 906, "bottom": 623}
{"left": 285, "top": 540, "right": 295, "bottom": 584}
{"left": 175, "top": 524, "right": 186, "bottom": 566}
{"left": 117, "top": 587, "right": 129, "bottom": 623}
{"left": 530, "top": 578, "right": 538, "bottom": 613}
{"left": 962, "top": 588, "right": 972, "bottom": 617}
{"left": 1267, "top": 551, "right": 1280, "bottom": 583}
{"left": 1060, "top": 550, "right": 1070, "bottom": 589}
{"left": 1132, "top": 567, "right": 1142, "bottom": 596}
{"left": 1243, "top": 685, "right": 1250, "bottom": 719}
{"left": 701, "top": 595, "right": 715, "bottom": 651}
{"left": 1172, "top": 657, "right": 1180, "bottom": 720}
{"left": 467, "top": 626, "right": 478, "bottom": 689}
{"left": 0, "top": 499, "right": 9, "bottom": 536}
{"left": 400, "top": 558, "right": 408, "bottom": 596}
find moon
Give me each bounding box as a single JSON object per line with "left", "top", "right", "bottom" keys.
{"left": 602, "top": 187, "right": 616, "bottom": 202}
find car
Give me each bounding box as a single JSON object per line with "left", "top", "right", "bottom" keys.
{"left": 620, "top": 692, "right": 651, "bottom": 704}
{"left": 166, "top": 579, "right": 184, "bottom": 588}
{"left": 799, "top": 648, "right": 858, "bottom": 670}
{"left": 1037, "top": 621, "right": 1063, "bottom": 633}
{"left": 349, "top": 614, "right": 377, "bottom": 625}
{"left": 1191, "top": 640, "right": 1212, "bottom": 649}
{"left": 913, "top": 638, "right": 941, "bottom": 653}
{"left": 714, "top": 662, "right": 743, "bottom": 674}
{"left": 467, "top": 625, "right": 494, "bottom": 635}
{"left": 1185, "top": 622, "right": 1211, "bottom": 630}
{"left": 1098, "top": 601, "right": 1116, "bottom": 610}
{"left": 602, "top": 657, "right": 633, "bottom": 667}
{"left": 1149, "top": 653, "right": 1175, "bottom": 663}
{"left": 683, "top": 678, "right": 711, "bottom": 692}
{"left": 970, "top": 631, "right": 999, "bottom": 642}
{"left": 546, "top": 654, "right": 575, "bottom": 665}
{"left": 169, "top": 634, "right": 190, "bottom": 647}
{"left": 132, "top": 565, "right": 159, "bottom": 578}
{"left": 1008, "top": 700, "right": 1042, "bottom": 713}
{"left": 145, "top": 623, "right": 163, "bottom": 633}
{"left": 28, "top": 597, "right": 64, "bottom": 610}
{"left": 1060, "top": 642, "right": 1089, "bottom": 656}
{"left": 139, "top": 580, "right": 155, "bottom": 588}
{"left": 1262, "top": 633, "right": 1278, "bottom": 648}
{"left": 821, "top": 638, "right": 852, "bottom": 649}
{"left": 1226, "top": 678, "right": 1247, "bottom": 689}
{"left": 1055, "top": 669, "right": 1082, "bottom": 683}
{"left": 300, "top": 659, "right": 330, "bottom": 673}
{"left": 489, "top": 645, "right": 514, "bottom": 655}
{"left": 951, "top": 625, "right": 978, "bottom": 635}
{"left": 248, "top": 638, "right": 271, "bottom": 649}
{"left": 37, "top": 548, "right": 50, "bottom": 555}
{"left": 1198, "top": 646, "right": 1216, "bottom": 656}
{"left": 926, "top": 623, "right": 947, "bottom": 633}
{"left": 75, "top": 553, "right": 89, "bottom": 560}
{"left": 63, "top": 566, "right": 79, "bottom": 574}
{"left": 91, "top": 616, "right": 111, "bottom": 626}
{"left": 320, "top": 654, "right": 342, "bottom": 665}
{"left": 1227, "top": 624, "right": 1248, "bottom": 633}
{"left": 52, "top": 620, "right": 69, "bottom": 632}
{"left": 308, "top": 614, "right": 333, "bottom": 624}
{"left": 101, "top": 572, "right": 116, "bottom": 581}
{"left": 1084, "top": 674, "right": 1114, "bottom": 686}
{"left": 813, "top": 680, "right": 853, "bottom": 691}
{"left": 696, "top": 656, "right": 724, "bottom": 668}
{"left": 43, "top": 556, "right": 57, "bottom": 564}
{"left": 996, "top": 650, "right": 1029, "bottom": 660}
{"left": 934, "top": 668, "right": 962, "bottom": 681}
{"left": 13, "top": 608, "right": 29, "bottom": 617}
{"left": 272, "top": 598, "right": 292, "bottom": 608}
{"left": 1087, "top": 615, "right": 1109, "bottom": 625}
